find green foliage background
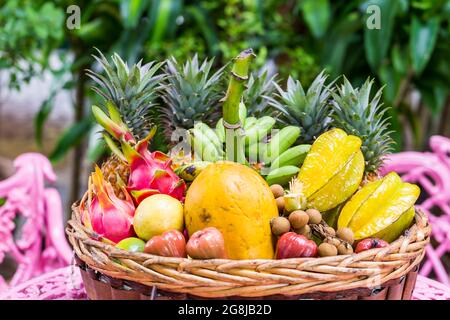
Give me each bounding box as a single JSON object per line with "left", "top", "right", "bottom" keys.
{"left": 0, "top": 0, "right": 449, "bottom": 202}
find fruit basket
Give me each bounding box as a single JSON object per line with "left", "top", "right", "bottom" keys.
{"left": 68, "top": 207, "right": 428, "bottom": 300}
{"left": 66, "top": 49, "right": 431, "bottom": 300}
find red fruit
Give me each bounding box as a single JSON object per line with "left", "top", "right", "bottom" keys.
{"left": 144, "top": 230, "right": 187, "bottom": 257}
{"left": 355, "top": 238, "right": 389, "bottom": 253}
{"left": 186, "top": 227, "right": 227, "bottom": 259}
{"left": 82, "top": 166, "right": 135, "bottom": 244}
{"left": 276, "top": 232, "right": 318, "bottom": 259}
{"left": 93, "top": 103, "right": 186, "bottom": 205}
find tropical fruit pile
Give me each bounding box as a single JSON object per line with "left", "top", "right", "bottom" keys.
{"left": 79, "top": 49, "right": 420, "bottom": 261}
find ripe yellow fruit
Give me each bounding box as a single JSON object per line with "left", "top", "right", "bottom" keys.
{"left": 298, "top": 128, "right": 364, "bottom": 211}
{"left": 338, "top": 172, "right": 419, "bottom": 242}
{"left": 133, "top": 194, "right": 184, "bottom": 241}
{"left": 184, "top": 161, "right": 278, "bottom": 259}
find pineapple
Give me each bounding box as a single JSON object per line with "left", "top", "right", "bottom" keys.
{"left": 100, "top": 155, "right": 129, "bottom": 199}
{"left": 331, "top": 77, "right": 394, "bottom": 176}
{"left": 87, "top": 49, "right": 163, "bottom": 141}
{"left": 267, "top": 71, "right": 333, "bottom": 144}
{"left": 244, "top": 70, "right": 277, "bottom": 117}
{"left": 159, "top": 55, "right": 225, "bottom": 141}
{"left": 86, "top": 50, "right": 164, "bottom": 195}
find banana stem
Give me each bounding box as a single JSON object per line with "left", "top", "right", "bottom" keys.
{"left": 223, "top": 49, "right": 255, "bottom": 162}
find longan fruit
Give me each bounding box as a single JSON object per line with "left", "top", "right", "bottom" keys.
{"left": 270, "top": 184, "right": 284, "bottom": 198}
{"left": 288, "top": 210, "right": 309, "bottom": 229}
{"left": 295, "top": 224, "right": 311, "bottom": 238}
{"left": 271, "top": 217, "right": 291, "bottom": 236}
{"left": 324, "top": 237, "right": 340, "bottom": 247}
{"left": 276, "top": 197, "right": 285, "bottom": 213}
{"left": 336, "top": 228, "right": 355, "bottom": 245}
{"left": 318, "top": 243, "right": 338, "bottom": 257}
{"left": 325, "top": 226, "right": 336, "bottom": 237}
{"left": 306, "top": 208, "right": 322, "bottom": 224}
{"left": 337, "top": 243, "right": 354, "bottom": 255}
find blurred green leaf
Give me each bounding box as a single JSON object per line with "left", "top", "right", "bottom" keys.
{"left": 379, "top": 64, "right": 400, "bottom": 103}
{"left": 120, "top": 0, "right": 150, "bottom": 29}
{"left": 148, "top": 0, "right": 182, "bottom": 43}
{"left": 34, "top": 95, "right": 55, "bottom": 148}
{"left": 301, "top": 0, "right": 331, "bottom": 38}
{"left": 187, "top": 5, "right": 219, "bottom": 55}
{"left": 387, "top": 107, "right": 402, "bottom": 152}
{"left": 410, "top": 16, "right": 440, "bottom": 75}
{"left": 418, "top": 82, "right": 447, "bottom": 116}
{"left": 49, "top": 118, "right": 93, "bottom": 163}
{"left": 391, "top": 44, "right": 408, "bottom": 75}
{"left": 321, "top": 12, "right": 361, "bottom": 76}
{"left": 364, "top": 0, "right": 399, "bottom": 70}
{"left": 0, "top": 198, "right": 5, "bottom": 206}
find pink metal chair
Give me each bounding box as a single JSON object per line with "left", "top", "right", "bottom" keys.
{"left": 381, "top": 135, "right": 450, "bottom": 286}
{"left": 0, "top": 153, "right": 72, "bottom": 291}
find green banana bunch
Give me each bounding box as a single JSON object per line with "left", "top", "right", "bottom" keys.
{"left": 270, "top": 144, "right": 311, "bottom": 169}
{"left": 265, "top": 166, "right": 300, "bottom": 186}
{"left": 190, "top": 127, "right": 224, "bottom": 162}
{"left": 263, "top": 144, "right": 311, "bottom": 187}
{"left": 183, "top": 105, "right": 310, "bottom": 185}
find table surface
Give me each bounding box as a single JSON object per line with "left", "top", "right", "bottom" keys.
{"left": 1, "top": 266, "right": 449, "bottom": 300}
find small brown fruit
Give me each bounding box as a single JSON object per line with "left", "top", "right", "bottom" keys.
{"left": 271, "top": 217, "right": 291, "bottom": 236}
{"left": 336, "top": 228, "right": 355, "bottom": 245}
{"left": 276, "top": 197, "right": 285, "bottom": 213}
{"left": 324, "top": 237, "right": 340, "bottom": 247}
{"left": 288, "top": 210, "right": 309, "bottom": 229}
{"left": 337, "top": 243, "right": 353, "bottom": 255}
{"left": 318, "top": 243, "right": 338, "bottom": 257}
{"left": 270, "top": 184, "right": 284, "bottom": 198}
{"left": 295, "top": 224, "right": 311, "bottom": 238}
{"left": 325, "top": 226, "right": 336, "bottom": 237}
{"left": 306, "top": 209, "right": 322, "bottom": 224}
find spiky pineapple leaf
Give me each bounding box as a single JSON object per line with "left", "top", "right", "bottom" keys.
{"left": 267, "top": 70, "right": 333, "bottom": 144}
{"left": 86, "top": 49, "right": 164, "bottom": 141}
{"left": 159, "top": 55, "right": 226, "bottom": 140}
{"left": 331, "top": 77, "right": 395, "bottom": 174}
{"left": 245, "top": 70, "right": 277, "bottom": 117}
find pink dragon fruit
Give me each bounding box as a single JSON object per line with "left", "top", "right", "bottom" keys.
{"left": 82, "top": 166, "right": 135, "bottom": 243}
{"left": 121, "top": 130, "right": 186, "bottom": 204}
{"left": 92, "top": 102, "right": 186, "bottom": 205}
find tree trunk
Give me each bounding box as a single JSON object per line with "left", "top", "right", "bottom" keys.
{"left": 70, "top": 63, "right": 88, "bottom": 208}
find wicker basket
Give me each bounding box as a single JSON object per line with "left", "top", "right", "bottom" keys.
{"left": 66, "top": 204, "right": 430, "bottom": 300}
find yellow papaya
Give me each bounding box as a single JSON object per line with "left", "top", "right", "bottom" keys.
{"left": 298, "top": 128, "right": 365, "bottom": 211}
{"left": 337, "top": 172, "right": 420, "bottom": 242}
{"left": 184, "top": 161, "right": 278, "bottom": 259}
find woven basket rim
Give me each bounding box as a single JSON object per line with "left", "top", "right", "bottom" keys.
{"left": 66, "top": 202, "right": 430, "bottom": 298}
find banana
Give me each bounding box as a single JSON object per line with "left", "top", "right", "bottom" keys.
{"left": 215, "top": 118, "right": 225, "bottom": 144}
{"left": 265, "top": 126, "right": 301, "bottom": 164}
{"left": 195, "top": 122, "right": 223, "bottom": 151}
{"left": 265, "top": 166, "right": 300, "bottom": 186}
{"left": 247, "top": 142, "right": 268, "bottom": 163}
{"left": 175, "top": 161, "right": 212, "bottom": 181}
{"left": 244, "top": 116, "right": 276, "bottom": 147}
{"left": 243, "top": 117, "right": 257, "bottom": 130}
{"left": 191, "top": 128, "right": 222, "bottom": 162}
{"left": 270, "top": 144, "right": 311, "bottom": 170}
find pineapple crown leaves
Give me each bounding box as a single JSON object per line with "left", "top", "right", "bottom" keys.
{"left": 330, "top": 76, "right": 395, "bottom": 173}
{"left": 159, "top": 54, "right": 227, "bottom": 130}
{"left": 86, "top": 48, "right": 164, "bottom": 141}
{"left": 245, "top": 69, "right": 278, "bottom": 117}
{"left": 266, "top": 70, "right": 334, "bottom": 144}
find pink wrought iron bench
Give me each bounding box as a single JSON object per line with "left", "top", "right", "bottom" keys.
{"left": 0, "top": 153, "right": 72, "bottom": 290}
{"left": 381, "top": 135, "right": 450, "bottom": 286}
{"left": 1, "top": 138, "right": 450, "bottom": 299}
